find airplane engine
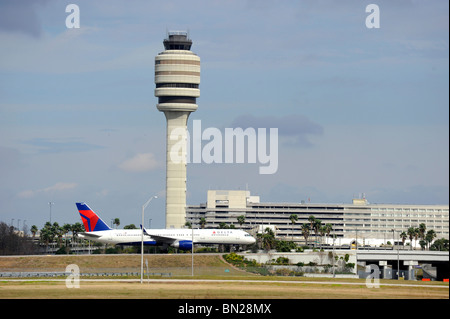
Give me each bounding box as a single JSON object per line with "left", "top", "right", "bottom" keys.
{"left": 172, "top": 240, "right": 193, "bottom": 250}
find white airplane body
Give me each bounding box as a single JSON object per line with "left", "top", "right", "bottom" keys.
{"left": 76, "top": 203, "right": 255, "bottom": 250}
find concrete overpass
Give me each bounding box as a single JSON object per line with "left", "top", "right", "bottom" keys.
{"left": 356, "top": 250, "right": 449, "bottom": 280}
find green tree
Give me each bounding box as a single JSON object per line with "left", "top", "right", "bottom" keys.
{"left": 258, "top": 228, "right": 276, "bottom": 251}
{"left": 419, "top": 240, "right": 426, "bottom": 250}
{"left": 301, "top": 223, "right": 310, "bottom": 247}
{"left": 430, "top": 238, "right": 449, "bottom": 251}
{"left": 276, "top": 240, "right": 296, "bottom": 252}
{"left": 237, "top": 215, "right": 246, "bottom": 229}
{"left": 425, "top": 229, "right": 436, "bottom": 250}
{"left": 308, "top": 215, "right": 316, "bottom": 232}
{"left": 113, "top": 218, "right": 120, "bottom": 229}
{"left": 289, "top": 214, "right": 298, "bottom": 241}
{"left": 71, "top": 222, "right": 84, "bottom": 247}
{"left": 319, "top": 225, "right": 327, "bottom": 250}
{"left": 413, "top": 227, "right": 420, "bottom": 250}
{"left": 62, "top": 223, "right": 72, "bottom": 246}
{"left": 313, "top": 219, "right": 322, "bottom": 248}
{"left": 40, "top": 222, "right": 55, "bottom": 252}
{"left": 0, "top": 222, "right": 36, "bottom": 255}
{"left": 52, "top": 222, "right": 64, "bottom": 248}
{"left": 400, "top": 231, "right": 407, "bottom": 248}
{"left": 324, "top": 223, "right": 333, "bottom": 247}
{"left": 407, "top": 227, "right": 416, "bottom": 250}
{"left": 418, "top": 223, "right": 427, "bottom": 242}
{"left": 71, "top": 222, "right": 84, "bottom": 237}
{"left": 30, "top": 225, "right": 38, "bottom": 238}
{"left": 199, "top": 217, "right": 206, "bottom": 229}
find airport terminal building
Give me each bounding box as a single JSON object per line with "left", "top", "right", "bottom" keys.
{"left": 186, "top": 190, "right": 449, "bottom": 247}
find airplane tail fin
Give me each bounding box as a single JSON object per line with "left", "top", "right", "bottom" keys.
{"left": 76, "top": 202, "right": 112, "bottom": 232}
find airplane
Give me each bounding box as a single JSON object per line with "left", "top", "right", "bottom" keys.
{"left": 76, "top": 202, "right": 256, "bottom": 250}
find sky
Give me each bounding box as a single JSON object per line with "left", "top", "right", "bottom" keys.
{"left": 0, "top": 0, "right": 448, "bottom": 230}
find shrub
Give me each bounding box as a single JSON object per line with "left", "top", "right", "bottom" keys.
{"left": 223, "top": 252, "right": 244, "bottom": 265}
{"left": 274, "top": 268, "right": 292, "bottom": 276}
{"left": 275, "top": 257, "right": 290, "bottom": 264}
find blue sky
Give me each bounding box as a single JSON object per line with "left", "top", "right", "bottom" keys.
{"left": 0, "top": 0, "right": 448, "bottom": 230}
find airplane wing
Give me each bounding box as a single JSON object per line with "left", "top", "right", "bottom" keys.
{"left": 142, "top": 227, "right": 177, "bottom": 245}
{"left": 148, "top": 234, "right": 177, "bottom": 244}
{"left": 79, "top": 232, "right": 102, "bottom": 239}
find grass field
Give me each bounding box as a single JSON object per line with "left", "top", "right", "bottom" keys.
{"left": 1, "top": 279, "right": 448, "bottom": 299}
{"left": 0, "top": 253, "right": 247, "bottom": 276}
{"left": 0, "top": 254, "right": 448, "bottom": 299}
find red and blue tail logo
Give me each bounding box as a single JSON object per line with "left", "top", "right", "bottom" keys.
{"left": 76, "top": 202, "right": 111, "bottom": 232}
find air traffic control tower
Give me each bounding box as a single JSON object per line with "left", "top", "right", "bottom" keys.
{"left": 155, "top": 31, "right": 200, "bottom": 229}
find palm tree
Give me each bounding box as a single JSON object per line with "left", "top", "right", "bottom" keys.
{"left": 237, "top": 215, "right": 246, "bottom": 229}
{"left": 308, "top": 215, "right": 316, "bottom": 231}
{"left": 71, "top": 222, "right": 83, "bottom": 237}
{"left": 199, "top": 217, "right": 206, "bottom": 229}
{"left": 259, "top": 227, "right": 276, "bottom": 251}
{"left": 40, "top": 222, "right": 55, "bottom": 252}
{"left": 71, "top": 222, "right": 84, "bottom": 247}
{"left": 113, "top": 218, "right": 120, "bottom": 229}
{"left": 319, "top": 225, "right": 327, "bottom": 250}
{"left": 313, "top": 219, "right": 322, "bottom": 249}
{"left": 413, "top": 227, "right": 420, "bottom": 250}
{"left": 219, "top": 222, "right": 228, "bottom": 229}
{"left": 425, "top": 230, "right": 436, "bottom": 250}
{"left": 418, "top": 223, "right": 427, "bottom": 242}
{"left": 52, "top": 222, "right": 63, "bottom": 248}
{"left": 30, "top": 225, "right": 38, "bottom": 238}
{"left": 407, "top": 227, "right": 415, "bottom": 250}
{"left": 184, "top": 221, "right": 192, "bottom": 229}
{"left": 301, "top": 223, "right": 310, "bottom": 247}
{"left": 400, "top": 231, "right": 407, "bottom": 249}
{"left": 289, "top": 214, "right": 298, "bottom": 241}
{"left": 324, "top": 223, "right": 332, "bottom": 247}
{"left": 62, "top": 223, "right": 72, "bottom": 246}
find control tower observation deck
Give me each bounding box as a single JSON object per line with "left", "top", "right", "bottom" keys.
{"left": 154, "top": 31, "right": 200, "bottom": 229}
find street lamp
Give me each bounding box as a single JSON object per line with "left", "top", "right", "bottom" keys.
{"left": 141, "top": 195, "right": 157, "bottom": 284}
{"left": 49, "top": 202, "right": 54, "bottom": 223}
{"left": 392, "top": 228, "right": 400, "bottom": 280}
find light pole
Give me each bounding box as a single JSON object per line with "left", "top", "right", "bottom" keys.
{"left": 49, "top": 202, "right": 54, "bottom": 223}
{"left": 191, "top": 226, "right": 194, "bottom": 277}
{"left": 392, "top": 228, "right": 400, "bottom": 279}
{"left": 332, "top": 230, "right": 336, "bottom": 278}
{"left": 141, "top": 195, "right": 157, "bottom": 284}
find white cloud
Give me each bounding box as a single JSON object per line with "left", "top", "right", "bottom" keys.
{"left": 17, "top": 182, "right": 77, "bottom": 198}
{"left": 118, "top": 153, "right": 159, "bottom": 172}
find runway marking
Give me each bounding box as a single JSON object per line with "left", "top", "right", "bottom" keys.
{"left": 2, "top": 278, "right": 448, "bottom": 289}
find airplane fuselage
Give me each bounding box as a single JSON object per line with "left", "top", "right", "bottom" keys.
{"left": 78, "top": 228, "right": 255, "bottom": 247}
{"left": 75, "top": 202, "right": 256, "bottom": 250}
